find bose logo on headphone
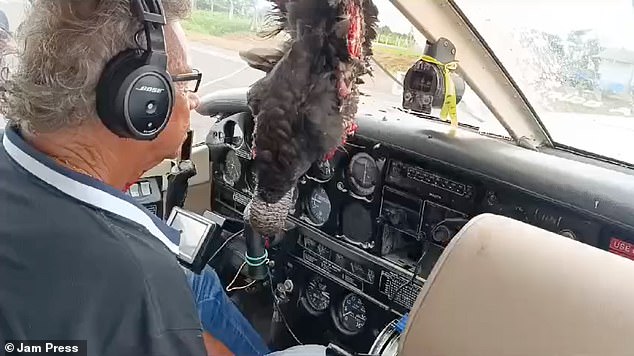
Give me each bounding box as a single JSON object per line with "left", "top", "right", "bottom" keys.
{"left": 135, "top": 85, "right": 166, "bottom": 94}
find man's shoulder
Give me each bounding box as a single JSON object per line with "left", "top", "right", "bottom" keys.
{"left": 0, "top": 134, "right": 204, "bottom": 351}
{"left": 0, "top": 142, "right": 173, "bottom": 262}
{"left": 0, "top": 195, "right": 205, "bottom": 354}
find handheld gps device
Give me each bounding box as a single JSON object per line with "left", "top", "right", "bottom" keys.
{"left": 166, "top": 207, "right": 222, "bottom": 274}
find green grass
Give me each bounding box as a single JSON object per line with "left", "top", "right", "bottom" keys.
{"left": 373, "top": 43, "right": 420, "bottom": 73}
{"left": 373, "top": 43, "right": 420, "bottom": 58}
{"left": 183, "top": 10, "right": 252, "bottom": 37}
{"left": 182, "top": 11, "right": 420, "bottom": 74}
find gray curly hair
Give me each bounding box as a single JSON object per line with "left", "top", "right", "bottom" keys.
{"left": 3, "top": 0, "right": 191, "bottom": 133}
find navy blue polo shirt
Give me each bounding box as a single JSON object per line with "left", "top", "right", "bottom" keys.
{"left": 0, "top": 126, "right": 206, "bottom": 356}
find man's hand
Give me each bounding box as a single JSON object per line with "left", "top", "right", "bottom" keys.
{"left": 203, "top": 332, "right": 234, "bottom": 356}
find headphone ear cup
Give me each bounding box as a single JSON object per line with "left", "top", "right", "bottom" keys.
{"left": 96, "top": 49, "right": 174, "bottom": 140}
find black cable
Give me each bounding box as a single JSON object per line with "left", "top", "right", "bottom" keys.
{"left": 267, "top": 267, "right": 303, "bottom": 346}
{"left": 208, "top": 229, "right": 244, "bottom": 263}
{"left": 390, "top": 240, "right": 429, "bottom": 302}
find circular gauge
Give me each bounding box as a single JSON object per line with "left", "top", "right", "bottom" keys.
{"left": 246, "top": 164, "right": 258, "bottom": 191}
{"left": 339, "top": 294, "right": 367, "bottom": 333}
{"left": 222, "top": 150, "right": 242, "bottom": 185}
{"left": 304, "top": 276, "right": 331, "bottom": 313}
{"left": 347, "top": 153, "right": 379, "bottom": 197}
{"left": 308, "top": 159, "right": 336, "bottom": 182}
{"left": 304, "top": 186, "right": 331, "bottom": 225}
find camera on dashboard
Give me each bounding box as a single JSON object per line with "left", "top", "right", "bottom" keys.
{"left": 402, "top": 37, "right": 466, "bottom": 116}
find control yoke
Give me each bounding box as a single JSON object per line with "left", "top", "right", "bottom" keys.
{"left": 243, "top": 203, "right": 270, "bottom": 281}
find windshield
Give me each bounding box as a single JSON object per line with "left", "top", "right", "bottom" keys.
{"left": 362, "top": 0, "right": 507, "bottom": 135}
{"left": 0, "top": 0, "right": 508, "bottom": 140}
{"left": 181, "top": 0, "right": 507, "bottom": 141}
{"left": 454, "top": 0, "right": 634, "bottom": 163}
{"left": 184, "top": 0, "right": 508, "bottom": 141}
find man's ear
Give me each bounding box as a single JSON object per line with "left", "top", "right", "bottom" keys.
{"left": 165, "top": 22, "right": 189, "bottom": 72}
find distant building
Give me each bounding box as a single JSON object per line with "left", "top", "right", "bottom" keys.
{"left": 594, "top": 48, "right": 634, "bottom": 95}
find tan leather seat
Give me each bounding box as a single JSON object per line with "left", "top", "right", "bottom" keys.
{"left": 399, "top": 213, "right": 634, "bottom": 356}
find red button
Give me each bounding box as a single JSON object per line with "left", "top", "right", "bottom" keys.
{"left": 609, "top": 237, "right": 634, "bottom": 260}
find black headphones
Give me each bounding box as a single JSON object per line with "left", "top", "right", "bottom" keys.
{"left": 96, "top": 0, "right": 174, "bottom": 140}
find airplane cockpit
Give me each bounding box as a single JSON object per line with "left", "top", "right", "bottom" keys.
{"left": 3, "top": 0, "right": 634, "bottom": 355}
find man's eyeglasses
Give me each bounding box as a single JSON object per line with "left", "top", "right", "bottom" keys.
{"left": 173, "top": 69, "right": 202, "bottom": 93}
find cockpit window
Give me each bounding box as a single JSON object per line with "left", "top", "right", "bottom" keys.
{"left": 454, "top": 0, "right": 634, "bottom": 163}
{"left": 341, "top": 0, "right": 509, "bottom": 137}
{"left": 0, "top": 0, "right": 510, "bottom": 140}
{"left": 179, "top": 0, "right": 508, "bottom": 141}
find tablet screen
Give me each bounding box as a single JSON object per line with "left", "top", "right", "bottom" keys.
{"left": 170, "top": 210, "right": 210, "bottom": 263}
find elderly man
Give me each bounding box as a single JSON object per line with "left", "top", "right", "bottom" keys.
{"left": 0, "top": 1, "right": 275, "bottom": 355}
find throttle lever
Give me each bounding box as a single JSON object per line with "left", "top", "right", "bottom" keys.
{"left": 165, "top": 160, "right": 196, "bottom": 218}
{"left": 164, "top": 130, "right": 196, "bottom": 218}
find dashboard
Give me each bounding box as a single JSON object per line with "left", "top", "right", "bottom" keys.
{"left": 201, "top": 90, "right": 634, "bottom": 352}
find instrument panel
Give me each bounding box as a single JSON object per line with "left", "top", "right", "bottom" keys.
{"left": 207, "top": 110, "right": 615, "bottom": 348}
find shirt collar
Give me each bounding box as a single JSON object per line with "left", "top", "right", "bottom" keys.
{"left": 1, "top": 126, "right": 180, "bottom": 254}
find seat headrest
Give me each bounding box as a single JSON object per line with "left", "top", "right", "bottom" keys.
{"left": 400, "top": 213, "right": 634, "bottom": 356}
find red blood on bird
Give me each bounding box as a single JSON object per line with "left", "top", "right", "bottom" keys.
{"left": 347, "top": 2, "right": 363, "bottom": 58}
{"left": 244, "top": 0, "right": 379, "bottom": 231}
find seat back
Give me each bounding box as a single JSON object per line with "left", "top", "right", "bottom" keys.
{"left": 400, "top": 213, "right": 634, "bottom": 356}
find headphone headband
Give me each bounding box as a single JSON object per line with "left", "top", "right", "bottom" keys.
{"left": 131, "top": 0, "right": 168, "bottom": 68}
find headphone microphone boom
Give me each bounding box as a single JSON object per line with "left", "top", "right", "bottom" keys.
{"left": 96, "top": 0, "right": 174, "bottom": 141}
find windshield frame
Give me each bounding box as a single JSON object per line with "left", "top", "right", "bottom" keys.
{"left": 390, "top": 0, "right": 553, "bottom": 149}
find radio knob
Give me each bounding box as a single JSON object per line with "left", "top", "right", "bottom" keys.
{"left": 386, "top": 209, "right": 407, "bottom": 226}
{"left": 486, "top": 192, "right": 498, "bottom": 206}
{"left": 559, "top": 229, "right": 577, "bottom": 240}
{"left": 432, "top": 224, "right": 452, "bottom": 244}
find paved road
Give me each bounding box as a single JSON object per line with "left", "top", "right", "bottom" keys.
{"left": 0, "top": 41, "right": 265, "bottom": 137}
{"left": 187, "top": 42, "right": 401, "bottom": 143}
{"left": 187, "top": 43, "right": 265, "bottom": 142}
{"left": 0, "top": 37, "right": 402, "bottom": 143}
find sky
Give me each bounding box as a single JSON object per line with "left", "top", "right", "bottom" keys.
{"left": 455, "top": 0, "right": 634, "bottom": 49}
{"left": 374, "top": 0, "right": 413, "bottom": 34}
{"left": 375, "top": 0, "right": 634, "bottom": 50}
{"left": 4, "top": 0, "right": 633, "bottom": 50}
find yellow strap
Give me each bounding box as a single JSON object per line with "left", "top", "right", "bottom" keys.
{"left": 419, "top": 55, "right": 459, "bottom": 127}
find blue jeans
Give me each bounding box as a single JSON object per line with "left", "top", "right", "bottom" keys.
{"left": 183, "top": 265, "right": 270, "bottom": 356}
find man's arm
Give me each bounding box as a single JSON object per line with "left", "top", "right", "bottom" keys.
{"left": 203, "top": 332, "right": 234, "bottom": 356}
